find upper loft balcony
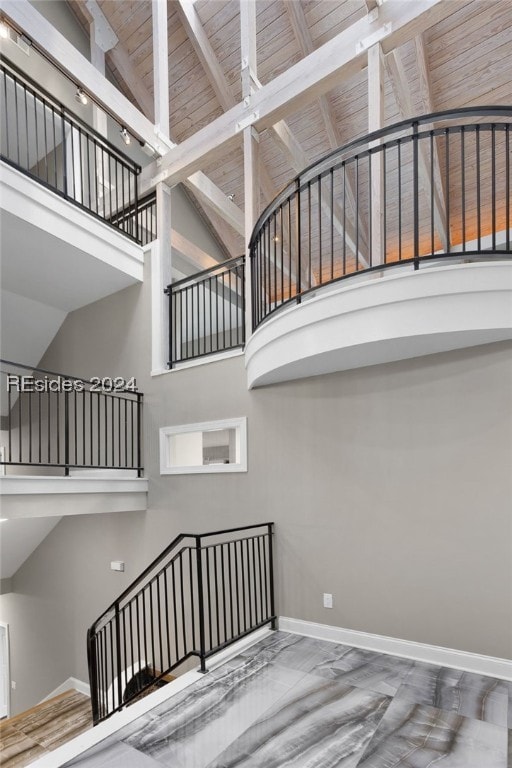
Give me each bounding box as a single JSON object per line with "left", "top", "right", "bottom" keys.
{"left": 164, "top": 109, "right": 512, "bottom": 387}
{"left": 0, "top": 58, "right": 156, "bottom": 367}
{"left": 245, "top": 107, "right": 512, "bottom": 387}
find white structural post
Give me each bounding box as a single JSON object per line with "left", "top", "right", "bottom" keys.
{"left": 85, "top": 0, "right": 119, "bottom": 135}
{"left": 153, "top": 182, "right": 172, "bottom": 372}
{"left": 152, "top": 0, "right": 170, "bottom": 141}
{"left": 151, "top": 1, "right": 172, "bottom": 371}
{"left": 241, "top": 0, "right": 259, "bottom": 337}
{"left": 368, "top": 42, "right": 385, "bottom": 266}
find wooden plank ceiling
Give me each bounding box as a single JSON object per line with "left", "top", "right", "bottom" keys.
{"left": 68, "top": 0, "right": 512, "bottom": 259}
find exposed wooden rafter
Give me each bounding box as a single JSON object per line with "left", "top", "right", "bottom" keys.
{"left": 141, "top": 0, "right": 453, "bottom": 189}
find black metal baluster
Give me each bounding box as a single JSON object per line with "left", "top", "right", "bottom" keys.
{"left": 268, "top": 524, "right": 276, "bottom": 628}
{"left": 445, "top": 128, "right": 450, "bottom": 253}
{"left": 398, "top": 141, "right": 402, "bottom": 260}
{"left": 221, "top": 544, "right": 227, "bottom": 643}
{"left": 164, "top": 568, "right": 171, "bottom": 668}
{"left": 234, "top": 539, "right": 241, "bottom": 635}
{"left": 506, "top": 124, "right": 510, "bottom": 252}
{"left": 383, "top": 146, "right": 388, "bottom": 262}
{"left": 213, "top": 546, "right": 220, "bottom": 645}
{"left": 430, "top": 133, "right": 434, "bottom": 256}
{"left": 492, "top": 124, "right": 496, "bottom": 250}
{"left": 38, "top": 391, "right": 41, "bottom": 464}
{"left": 296, "top": 180, "right": 302, "bottom": 304}
{"left": 342, "top": 164, "right": 347, "bottom": 274}
{"left": 172, "top": 559, "right": 179, "bottom": 662}
{"left": 461, "top": 127, "right": 466, "bottom": 250}
{"left": 195, "top": 539, "right": 207, "bottom": 672}
{"left": 412, "top": 122, "right": 420, "bottom": 268}
{"left": 28, "top": 390, "right": 32, "bottom": 464}
{"left": 308, "top": 181, "right": 312, "bottom": 289}
{"left": 180, "top": 553, "right": 187, "bottom": 655}
{"left": 188, "top": 548, "right": 196, "bottom": 650}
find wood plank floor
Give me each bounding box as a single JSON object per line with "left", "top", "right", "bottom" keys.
{"left": 0, "top": 689, "right": 92, "bottom": 768}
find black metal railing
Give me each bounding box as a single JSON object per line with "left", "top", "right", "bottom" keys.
{"left": 0, "top": 57, "right": 146, "bottom": 243}
{"left": 166, "top": 255, "right": 245, "bottom": 368}
{"left": 0, "top": 361, "right": 143, "bottom": 476}
{"left": 87, "top": 523, "right": 276, "bottom": 723}
{"left": 109, "top": 191, "right": 157, "bottom": 246}
{"left": 250, "top": 107, "right": 512, "bottom": 330}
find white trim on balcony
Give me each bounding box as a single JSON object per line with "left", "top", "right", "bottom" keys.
{"left": 245, "top": 261, "right": 512, "bottom": 388}
{"left": 1, "top": 161, "right": 144, "bottom": 296}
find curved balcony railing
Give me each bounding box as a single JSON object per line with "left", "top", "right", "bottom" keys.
{"left": 250, "top": 107, "right": 512, "bottom": 330}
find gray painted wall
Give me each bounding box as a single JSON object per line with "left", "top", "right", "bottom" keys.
{"left": 1, "top": 255, "right": 511, "bottom": 714}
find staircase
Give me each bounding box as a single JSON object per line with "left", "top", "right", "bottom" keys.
{"left": 88, "top": 523, "right": 276, "bottom": 723}
{"left": 0, "top": 689, "right": 92, "bottom": 768}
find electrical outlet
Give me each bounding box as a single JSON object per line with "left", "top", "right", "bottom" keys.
{"left": 11, "top": 680, "right": 16, "bottom": 690}
{"left": 323, "top": 593, "right": 333, "bottom": 609}
{"left": 110, "top": 561, "right": 125, "bottom": 572}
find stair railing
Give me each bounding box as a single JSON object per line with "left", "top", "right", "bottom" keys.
{"left": 87, "top": 523, "right": 276, "bottom": 724}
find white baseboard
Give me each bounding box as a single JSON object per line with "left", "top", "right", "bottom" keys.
{"left": 278, "top": 617, "right": 512, "bottom": 681}
{"left": 40, "top": 676, "right": 90, "bottom": 703}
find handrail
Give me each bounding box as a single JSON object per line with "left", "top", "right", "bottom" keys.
{"left": 0, "top": 360, "right": 143, "bottom": 475}
{"left": 166, "top": 254, "right": 245, "bottom": 291}
{"left": 90, "top": 523, "right": 273, "bottom": 629}
{"left": 250, "top": 106, "right": 512, "bottom": 245}
{"left": 108, "top": 191, "right": 157, "bottom": 246}
{"left": 0, "top": 56, "right": 147, "bottom": 244}
{"left": 167, "top": 254, "right": 245, "bottom": 367}
{"left": 0, "top": 56, "right": 140, "bottom": 171}
{"left": 87, "top": 523, "right": 276, "bottom": 723}
{"left": 249, "top": 107, "right": 512, "bottom": 331}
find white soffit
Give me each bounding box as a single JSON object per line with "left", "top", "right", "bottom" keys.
{"left": 0, "top": 163, "right": 144, "bottom": 312}
{"left": 245, "top": 262, "right": 512, "bottom": 388}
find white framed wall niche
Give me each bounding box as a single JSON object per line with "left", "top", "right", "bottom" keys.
{"left": 160, "top": 417, "right": 247, "bottom": 475}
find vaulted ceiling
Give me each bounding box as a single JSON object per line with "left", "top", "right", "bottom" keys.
{"left": 67, "top": 0, "right": 512, "bottom": 257}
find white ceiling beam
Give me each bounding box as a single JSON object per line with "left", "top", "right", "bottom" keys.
{"left": 171, "top": 229, "right": 220, "bottom": 272}
{"left": 70, "top": 0, "right": 155, "bottom": 119}
{"left": 240, "top": 0, "right": 257, "bottom": 99}
{"left": 176, "top": 0, "right": 277, "bottom": 206}
{"left": 152, "top": 0, "right": 170, "bottom": 140}
{"left": 364, "top": 0, "right": 380, "bottom": 13}
{"left": 240, "top": 0, "right": 259, "bottom": 323}
{"left": 142, "top": 0, "right": 453, "bottom": 187}
{"left": 0, "top": 0, "right": 171, "bottom": 154}
{"left": 184, "top": 172, "right": 245, "bottom": 236}
{"left": 176, "top": 0, "right": 233, "bottom": 110}
{"left": 67, "top": 0, "right": 242, "bottom": 252}
{"left": 385, "top": 46, "right": 448, "bottom": 250}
